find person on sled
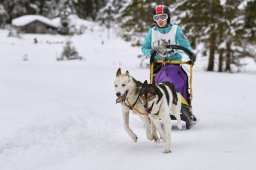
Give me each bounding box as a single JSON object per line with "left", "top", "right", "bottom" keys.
{"left": 141, "top": 4, "right": 197, "bottom": 122}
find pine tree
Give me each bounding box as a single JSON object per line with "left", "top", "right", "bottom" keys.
{"left": 37, "top": 0, "right": 61, "bottom": 18}
{"left": 173, "top": 0, "right": 222, "bottom": 71}
{"left": 244, "top": 0, "right": 256, "bottom": 44}
{"left": 1, "top": 0, "right": 28, "bottom": 22}
{"left": 98, "top": 0, "right": 127, "bottom": 26}
{"left": 219, "top": 0, "right": 250, "bottom": 72}
{"left": 0, "top": 3, "right": 8, "bottom": 28}
{"left": 74, "top": 0, "right": 107, "bottom": 20}
{"left": 118, "top": 0, "right": 164, "bottom": 46}
{"left": 59, "top": 0, "right": 71, "bottom": 35}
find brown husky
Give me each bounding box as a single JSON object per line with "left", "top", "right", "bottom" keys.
{"left": 139, "top": 80, "right": 182, "bottom": 153}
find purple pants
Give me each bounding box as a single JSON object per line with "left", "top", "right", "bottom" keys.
{"left": 154, "top": 64, "right": 190, "bottom": 104}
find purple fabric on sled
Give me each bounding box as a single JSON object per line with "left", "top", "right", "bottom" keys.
{"left": 154, "top": 64, "right": 189, "bottom": 103}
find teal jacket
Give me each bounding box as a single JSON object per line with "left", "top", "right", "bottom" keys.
{"left": 141, "top": 24, "right": 192, "bottom": 61}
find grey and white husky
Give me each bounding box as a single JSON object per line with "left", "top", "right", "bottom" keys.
{"left": 114, "top": 68, "right": 157, "bottom": 142}
{"left": 138, "top": 80, "right": 182, "bottom": 153}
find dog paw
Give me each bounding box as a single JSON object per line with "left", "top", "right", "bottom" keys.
{"left": 161, "top": 137, "right": 166, "bottom": 143}
{"left": 163, "top": 150, "right": 172, "bottom": 154}
{"left": 132, "top": 136, "right": 138, "bottom": 143}
{"left": 177, "top": 123, "right": 182, "bottom": 130}
{"left": 154, "top": 138, "right": 161, "bottom": 143}
{"left": 147, "top": 134, "right": 153, "bottom": 141}
{"left": 153, "top": 135, "right": 160, "bottom": 143}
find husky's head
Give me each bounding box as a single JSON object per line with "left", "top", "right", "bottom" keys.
{"left": 139, "top": 80, "right": 160, "bottom": 113}
{"left": 114, "top": 68, "right": 134, "bottom": 103}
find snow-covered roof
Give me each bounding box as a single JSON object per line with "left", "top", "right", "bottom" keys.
{"left": 12, "top": 15, "right": 59, "bottom": 28}
{"left": 51, "top": 14, "right": 94, "bottom": 29}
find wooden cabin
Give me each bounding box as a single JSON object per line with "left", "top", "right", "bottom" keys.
{"left": 12, "top": 15, "right": 59, "bottom": 34}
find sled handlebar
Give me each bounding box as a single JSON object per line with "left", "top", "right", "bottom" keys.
{"left": 165, "top": 45, "right": 196, "bottom": 63}
{"left": 150, "top": 45, "right": 196, "bottom": 65}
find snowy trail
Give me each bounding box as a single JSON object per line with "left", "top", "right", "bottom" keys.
{"left": 0, "top": 63, "right": 121, "bottom": 169}
{"left": 0, "top": 29, "right": 256, "bottom": 170}
{"left": 1, "top": 62, "right": 255, "bottom": 170}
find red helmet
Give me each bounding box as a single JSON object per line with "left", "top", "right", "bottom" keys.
{"left": 153, "top": 5, "right": 171, "bottom": 24}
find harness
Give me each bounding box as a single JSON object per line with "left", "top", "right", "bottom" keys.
{"left": 124, "top": 97, "right": 148, "bottom": 116}
{"left": 123, "top": 87, "right": 148, "bottom": 116}
{"left": 147, "top": 102, "right": 159, "bottom": 115}
{"left": 125, "top": 91, "right": 140, "bottom": 110}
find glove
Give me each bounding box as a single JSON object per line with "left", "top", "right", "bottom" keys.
{"left": 187, "top": 60, "right": 194, "bottom": 65}
{"left": 187, "top": 53, "right": 196, "bottom": 65}
{"left": 150, "top": 49, "right": 157, "bottom": 63}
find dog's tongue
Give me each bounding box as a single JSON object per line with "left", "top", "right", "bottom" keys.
{"left": 115, "top": 92, "right": 127, "bottom": 104}
{"left": 145, "top": 107, "right": 152, "bottom": 114}
{"left": 116, "top": 97, "right": 124, "bottom": 104}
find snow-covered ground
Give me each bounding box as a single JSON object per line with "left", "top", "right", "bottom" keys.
{"left": 0, "top": 25, "right": 256, "bottom": 170}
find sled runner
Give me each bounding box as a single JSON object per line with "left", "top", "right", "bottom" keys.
{"left": 150, "top": 40, "right": 197, "bottom": 129}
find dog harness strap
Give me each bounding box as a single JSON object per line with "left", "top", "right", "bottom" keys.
{"left": 125, "top": 86, "right": 143, "bottom": 110}
{"left": 125, "top": 99, "right": 148, "bottom": 116}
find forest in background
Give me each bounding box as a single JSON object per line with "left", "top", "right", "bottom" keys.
{"left": 0, "top": 0, "right": 255, "bottom": 72}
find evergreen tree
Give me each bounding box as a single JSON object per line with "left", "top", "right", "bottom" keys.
{"left": 37, "top": 0, "right": 61, "bottom": 18}
{"left": 74, "top": 0, "right": 107, "bottom": 20}
{"left": 60, "top": 40, "right": 79, "bottom": 59}
{"left": 173, "top": 0, "right": 222, "bottom": 71}
{"left": 0, "top": 3, "right": 8, "bottom": 28}
{"left": 98, "top": 0, "right": 128, "bottom": 38}
{"left": 59, "top": 0, "right": 72, "bottom": 35}
{"left": 220, "top": 0, "right": 244, "bottom": 72}
{"left": 244, "top": 0, "right": 256, "bottom": 43}
{"left": 98, "top": 0, "right": 127, "bottom": 26}
{"left": 1, "top": 0, "right": 28, "bottom": 22}
{"left": 118, "top": 0, "right": 165, "bottom": 46}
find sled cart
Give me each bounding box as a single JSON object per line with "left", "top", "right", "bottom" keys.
{"left": 150, "top": 40, "right": 197, "bottom": 129}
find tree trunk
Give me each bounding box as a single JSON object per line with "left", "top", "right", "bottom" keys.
{"left": 218, "top": 49, "right": 224, "bottom": 72}
{"left": 207, "top": 33, "right": 216, "bottom": 71}
{"left": 225, "top": 42, "right": 231, "bottom": 72}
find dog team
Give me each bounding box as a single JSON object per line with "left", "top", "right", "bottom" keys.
{"left": 115, "top": 68, "right": 184, "bottom": 154}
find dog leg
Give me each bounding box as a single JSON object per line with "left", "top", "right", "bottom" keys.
{"left": 171, "top": 95, "right": 182, "bottom": 130}
{"left": 122, "top": 109, "right": 138, "bottom": 142}
{"left": 140, "top": 115, "right": 153, "bottom": 141}
{"left": 149, "top": 116, "right": 165, "bottom": 142}
{"left": 150, "top": 121, "right": 160, "bottom": 143}
{"left": 172, "top": 107, "right": 182, "bottom": 130}
{"left": 161, "top": 111, "right": 172, "bottom": 154}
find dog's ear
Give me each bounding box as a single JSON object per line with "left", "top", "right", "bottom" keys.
{"left": 143, "top": 80, "right": 148, "bottom": 86}
{"left": 116, "top": 68, "right": 121, "bottom": 77}
{"left": 125, "top": 70, "right": 129, "bottom": 76}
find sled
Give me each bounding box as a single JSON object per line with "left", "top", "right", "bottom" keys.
{"left": 149, "top": 41, "right": 197, "bottom": 129}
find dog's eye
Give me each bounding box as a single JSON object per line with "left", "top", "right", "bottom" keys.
{"left": 148, "top": 94, "right": 154, "bottom": 100}
{"left": 122, "top": 84, "right": 126, "bottom": 87}
{"left": 115, "top": 84, "right": 117, "bottom": 87}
